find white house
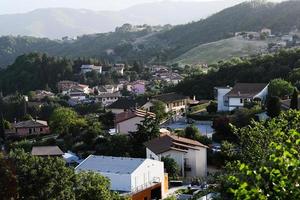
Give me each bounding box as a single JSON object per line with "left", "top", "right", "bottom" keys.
{"left": 81, "top": 64, "right": 102, "bottom": 74}
{"left": 95, "top": 92, "right": 122, "bottom": 106}
{"left": 115, "top": 109, "right": 155, "bottom": 135}
{"left": 215, "top": 83, "right": 268, "bottom": 112}
{"left": 145, "top": 134, "right": 208, "bottom": 178}
{"left": 75, "top": 155, "right": 167, "bottom": 199}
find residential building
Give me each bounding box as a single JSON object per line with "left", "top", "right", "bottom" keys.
{"left": 57, "top": 80, "right": 78, "bottom": 92}
{"left": 31, "top": 146, "right": 64, "bottom": 157}
{"left": 144, "top": 93, "right": 189, "bottom": 114}
{"left": 154, "top": 73, "right": 183, "bottom": 85}
{"left": 113, "top": 64, "right": 125, "bottom": 75}
{"left": 5, "top": 119, "right": 50, "bottom": 137}
{"left": 95, "top": 92, "right": 122, "bottom": 106}
{"left": 281, "top": 98, "right": 300, "bottom": 110}
{"left": 126, "top": 80, "right": 146, "bottom": 95}
{"left": 80, "top": 64, "right": 102, "bottom": 74}
{"left": 115, "top": 109, "right": 155, "bottom": 134}
{"left": 215, "top": 83, "right": 268, "bottom": 112}
{"left": 107, "top": 97, "right": 149, "bottom": 114}
{"left": 75, "top": 155, "right": 168, "bottom": 199}
{"left": 261, "top": 28, "right": 272, "bottom": 36}
{"left": 145, "top": 134, "right": 208, "bottom": 177}
{"left": 31, "top": 90, "right": 55, "bottom": 101}
{"left": 57, "top": 80, "right": 90, "bottom": 96}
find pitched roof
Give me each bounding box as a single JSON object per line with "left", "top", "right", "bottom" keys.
{"left": 153, "top": 93, "right": 188, "bottom": 103}
{"left": 107, "top": 97, "right": 148, "bottom": 109}
{"left": 144, "top": 134, "right": 208, "bottom": 155}
{"left": 225, "top": 83, "right": 268, "bottom": 98}
{"left": 13, "top": 120, "right": 48, "bottom": 128}
{"left": 115, "top": 109, "right": 155, "bottom": 124}
{"left": 96, "top": 92, "right": 121, "bottom": 98}
{"left": 75, "top": 155, "right": 146, "bottom": 174}
{"left": 31, "top": 146, "right": 64, "bottom": 156}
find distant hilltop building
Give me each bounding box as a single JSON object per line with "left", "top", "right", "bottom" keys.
{"left": 80, "top": 64, "right": 102, "bottom": 74}
{"left": 261, "top": 28, "right": 272, "bottom": 36}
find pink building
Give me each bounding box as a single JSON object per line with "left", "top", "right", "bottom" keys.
{"left": 6, "top": 119, "right": 50, "bottom": 137}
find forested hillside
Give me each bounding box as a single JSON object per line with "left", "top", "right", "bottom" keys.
{"left": 1, "top": 0, "right": 300, "bottom": 68}
{"left": 173, "top": 49, "right": 300, "bottom": 99}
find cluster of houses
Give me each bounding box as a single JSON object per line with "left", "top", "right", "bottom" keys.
{"left": 235, "top": 27, "right": 300, "bottom": 52}
{"left": 28, "top": 128, "right": 209, "bottom": 200}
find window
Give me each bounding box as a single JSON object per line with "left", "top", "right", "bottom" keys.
{"left": 29, "top": 128, "right": 32, "bottom": 134}
{"left": 40, "top": 128, "right": 43, "bottom": 132}
{"left": 240, "top": 99, "right": 243, "bottom": 104}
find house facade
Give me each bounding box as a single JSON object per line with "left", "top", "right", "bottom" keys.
{"left": 143, "top": 93, "right": 189, "bottom": 115}
{"left": 145, "top": 134, "right": 208, "bottom": 178}
{"left": 215, "top": 83, "right": 268, "bottom": 112}
{"left": 95, "top": 92, "right": 122, "bottom": 106}
{"left": 6, "top": 119, "right": 50, "bottom": 137}
{"left": 115, "top": 109, "right": 155, "bottom": 135}
{"left": 75, "top": 155, "right": 168, "bottom": 199}
{"left": 80, "top": 64, "right": 102, "bottom": 74}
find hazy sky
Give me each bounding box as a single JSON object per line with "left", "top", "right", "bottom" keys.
{"left": 0, "top": 0, "right": 285, "bottom": 15}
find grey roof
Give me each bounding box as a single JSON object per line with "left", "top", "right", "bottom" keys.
{"left": 75, "top": 155, "right": 146, "bottom": 174}
{"left": 153, "top": 93, "right": 188, "bottom": 103}
{"left": 31, "top": 146, "right": 64, "bottom": 156}
{"left": 225, "top": 83, "right": 268, "bottom": 98}
{"left": 13, "top": 120, "right": 48, "bottom": 128}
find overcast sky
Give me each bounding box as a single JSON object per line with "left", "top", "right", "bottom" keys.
{"left": 0, "top": 0, "right": 285, "bottom": 15}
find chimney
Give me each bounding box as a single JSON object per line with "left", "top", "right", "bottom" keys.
{"left": 193, "top": 96, "right": 196, "bottom": 101}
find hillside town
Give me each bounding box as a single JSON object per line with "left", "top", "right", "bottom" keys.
{"left": 1, "top": 0, "right": 300, "bottom": 200}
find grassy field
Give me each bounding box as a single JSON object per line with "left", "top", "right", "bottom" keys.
{"left": 172, "top": 37, "right": 269, "bottom": 66}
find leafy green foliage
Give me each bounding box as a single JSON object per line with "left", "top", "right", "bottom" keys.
{"left": 290, "top": 87, "right": 298, "bottom": 110}
{"left": 206, "top": 101, "right": 218, "bottom": 114}
{"left": 75, "top": 172, "right": 113, "bottom": 200}
{"left": 49, "top": 107, "right": 87, "bottom": 135}
{"left": 161, "top": 157, "right": 180, "bottom": 178}
{"left": 151, "top": 100, "right": 167, "bottom": 121}
{"left": 217, "top": 111, "right": 300, "bottom": 199}
{"left": 0, "top": 149, "right": 122, "bottom": 200}
{"left": 174, "top": 49, "right": 300, "bottom": 99}
{"left": 268, "top": 78, "right": 294, "bottom": 98}
{"left": 267, "top": 96, "right": 281, "bottom": 118}
{"left": 0, "top": 53, "right": 73, "bottom": 95}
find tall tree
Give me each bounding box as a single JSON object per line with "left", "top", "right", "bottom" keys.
{"left": 290, "top": 87, "right": 298, "bottom": 110}
{"left": 267, "top": 96, "right": 281, "bottom": 118}
{"left": 224, "top": 111, "right": 300, "bottom": 200}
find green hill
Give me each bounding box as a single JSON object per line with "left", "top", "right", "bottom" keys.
{"left": 172, "top": 37, "right": 269, "bottom": 65}
{"left": 1, "top": 0, "right": 300, "bottom": 68}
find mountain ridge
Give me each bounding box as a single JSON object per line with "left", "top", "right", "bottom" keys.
{"left": 0, "top": 0, "right": 242, "bottom": 39}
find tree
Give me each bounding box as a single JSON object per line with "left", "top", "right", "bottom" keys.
{"left": 225, "top": 111, "right": 300, "bottom": 200}
{"left": 10, "top": 149, "right": 75, "bottom": 199}
{"left": 151, "top": 100, "right": 167, "bottom": 121}
{"left": 0, "top": 153, "right": 17, "bottom": 199}
{"left": 206, "top": 101, "right": 217, "bottom": 114}
{"left": 0, "top": 94, "right": 5, "bottom": 143}
{"left": 49, "top": 107, "right": 87, "bottom": 135}
{"left": 161, "top": 157, "right": 180, "bottom": 178}
{"left": 75, "top": 172, "right": 113, "bottom": 200}
{"left": 184, "top": 125, "right": 200, "bottom": 140}
{"left": 130, "top": 115, "right": 160, "bottom": 157}
{"left": 290, "top": 87, "right": 298, "bottom": 110}
{"left": 268, "top": 79, "right": 294, "bottom": 98}
{"left": 267, "top": 96, "right": 281, "bottom": 118}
